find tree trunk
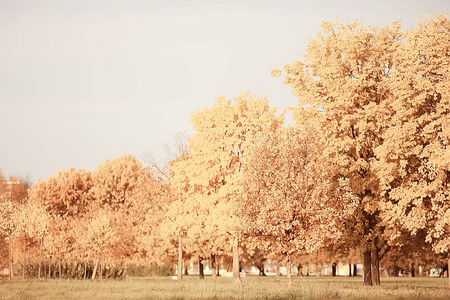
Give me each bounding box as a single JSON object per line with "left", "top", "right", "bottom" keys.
{"left": 92, "top": 259, "right": 99, "bottom": 280}
{"left": 371, "top": 243, "right": 380, "bottom": 286}
{"left": 232, "top": 236, "right": 241, "bottom": 284}
{"left": 286, "top": 254, "right": 293, "bottom": 288}
{"left": 8, "top": 236, "right": 13, "bottom": 279}
{"left": 297, "top": 264, "right": 303, "bottom": 277}
{"left": 410, "top": 263, "right": 415, "bottom": 278}
{"left": 23, "top": 234, "right": 27, "bottom": 278}
{"left": 211, "top": 254, "right": 217, "bottom": 279}
{"left": 363, "top": 249, "right": 372, "bottom": 286}
{"left": 58, "top": 259, "right": 62, "bottom": 279}
{"left": 348, "top": 263, "right": 352, "bottom": 277}
{"left": 48, "top": 258, "right": 52, "bottom": 279}
{"left": 353, "top": 264, "right": 358, "bottom": 277}
{"left": 332, "top": 263, "right": 337, "bottom": 276}
{"left": 99, "top": 253, "right": 103, "bottom": 280}
{"left": 198, "top": 259, "right": 204, "bottom": 279}
{"left": 84, "top": 259, "right": 87, "bottom": 280}
{"left": 38, "top": 238, "right": 43, "bottom": 279}
{"left": 448, "top": 255, "right": 450, "bottom": 287}
{"left": 178, "top": 234, "right": 183, "bottom": 282}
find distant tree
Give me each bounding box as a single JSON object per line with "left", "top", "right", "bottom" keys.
{"left": 44, "top": 215, "right": 74, "bottom": 279}
{"left": 85, "top": 210, "right": 117, "bottom": 280}
{"left": 90, "top": 155, "right": 144, "bottom": 211}
{"left": 13, "top": 199, "right": 50, "bottom": 278}
{"left": 29, "top": 168, "right": 93, "bottom": 218}
{"left": 28, "top": 167, "right": 93, "bottom": 275}
{"left": 0, "top": 194, "right": 21, "bottom": 279}
{"left": 0, "top": 174, "right": 29, "bottom": 279}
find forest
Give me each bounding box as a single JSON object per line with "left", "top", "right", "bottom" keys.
{"left": 1, "top": 14, "right": 449, "bottom": 289}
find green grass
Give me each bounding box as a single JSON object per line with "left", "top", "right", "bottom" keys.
{"left": 0, "top": 276, "right": 449, "bottom": 299}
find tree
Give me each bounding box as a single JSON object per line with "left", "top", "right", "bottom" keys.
{"left": 90, "top": 155, "right": 158, "bottom": 263}
{"left": 13, "top": 199, "right": 50, "bottom": 278}
{"left": 0, "top": 194, "right": 20, "bottom": 279}
{"left": 29, "top": 168, "right": 93, "bottom": 218}
{"left": 85, "top": 210, "right": 117, "bottom": 280}
{"left": 44, "top": 215, "right": 74, "bottom": 279}
{"left": 28, "top": 167, "right": 93, "bottom": 275}
{"left": 0, "top": 174, "right": 30, "bottom": 279}
{"left": 240, "top": 126, "right": 355, "bottom": 286}
{"left": 91, "top": 155, "right": 145, "bottom": 211}
{"left": 169, "top": 92, "right": 283, "bottom": 284}
{"left": 372, "top": 14, "right": 450, "bottom": 285}
{"left": 275, "top": 18, "right": 403, "bottom": 285}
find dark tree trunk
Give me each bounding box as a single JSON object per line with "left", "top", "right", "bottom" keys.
{"left": 363, "top": 250, "right": 372, "bottom": 286}
{"left": 198, "top": 259, "right": 204, "bottom": 279}
{"left": 348, "top": 263, "right": 352, "bottom": 277}
{"left": 442, "top": 263, "right": 449, "bottom": 278}
{"left": 332, "top": 263, "right": 337, "bottom": 276}
{"left": 410, "top": 263, "right": 415, "bottom": 278}
{"left": 258, "top": 266, "right": 267, "bottom": 276}
{"left": 297, "top": 264, "right": 303, "bottom": 277}
{"left": 84, "top": 259, "right": 87, "bottom": 280}
{"left": 394, "top": 266, "right": 399, "bottom": 277}
{"left": 353, "top": 264, "right": 358, "bottom": 277}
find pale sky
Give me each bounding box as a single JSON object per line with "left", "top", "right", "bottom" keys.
{"left": 0, "top": 0, "right": 448, "bottom": 182}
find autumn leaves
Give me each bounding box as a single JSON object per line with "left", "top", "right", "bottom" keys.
{"left": 0, "top": 14, "right": 448, "bottom": 288}
{"left": 240, "top": 127, "right": 356, "bottom": 287}
{"left": 277, "top": 14, "right": 450, "bottom": 285}
{"left": 166, "top": 94, "right": 356, "bottom": 286}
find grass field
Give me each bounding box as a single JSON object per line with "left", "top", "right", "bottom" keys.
{"left": 1, "top": 276, "right": 449, "bottom": 299}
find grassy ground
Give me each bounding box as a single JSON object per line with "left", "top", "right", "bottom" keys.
{"left": 0, "top": 276, "right": 449, "bottom": 299}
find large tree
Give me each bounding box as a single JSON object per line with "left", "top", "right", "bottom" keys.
{"left": 277, "top": 14, "right": 450, "bottom": 285}
{"left": 373, "top": 14, "right": 450, "bottom": 285}
{"left": 169, "top": 92, "right": 283, "bottom": 284}
{"left": 276, "top": 19, "right": 402, "bottom": 285}
{"left": 240, "top": 126, "right": 355, "bottom": 287}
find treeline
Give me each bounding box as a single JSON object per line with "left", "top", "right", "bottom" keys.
{"left": 1, "top": 14, "right": 450, "bottom": 287}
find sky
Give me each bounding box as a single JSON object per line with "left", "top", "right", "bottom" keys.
{"left": 0, "top": 0, "right": 448, "bottom": 183}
